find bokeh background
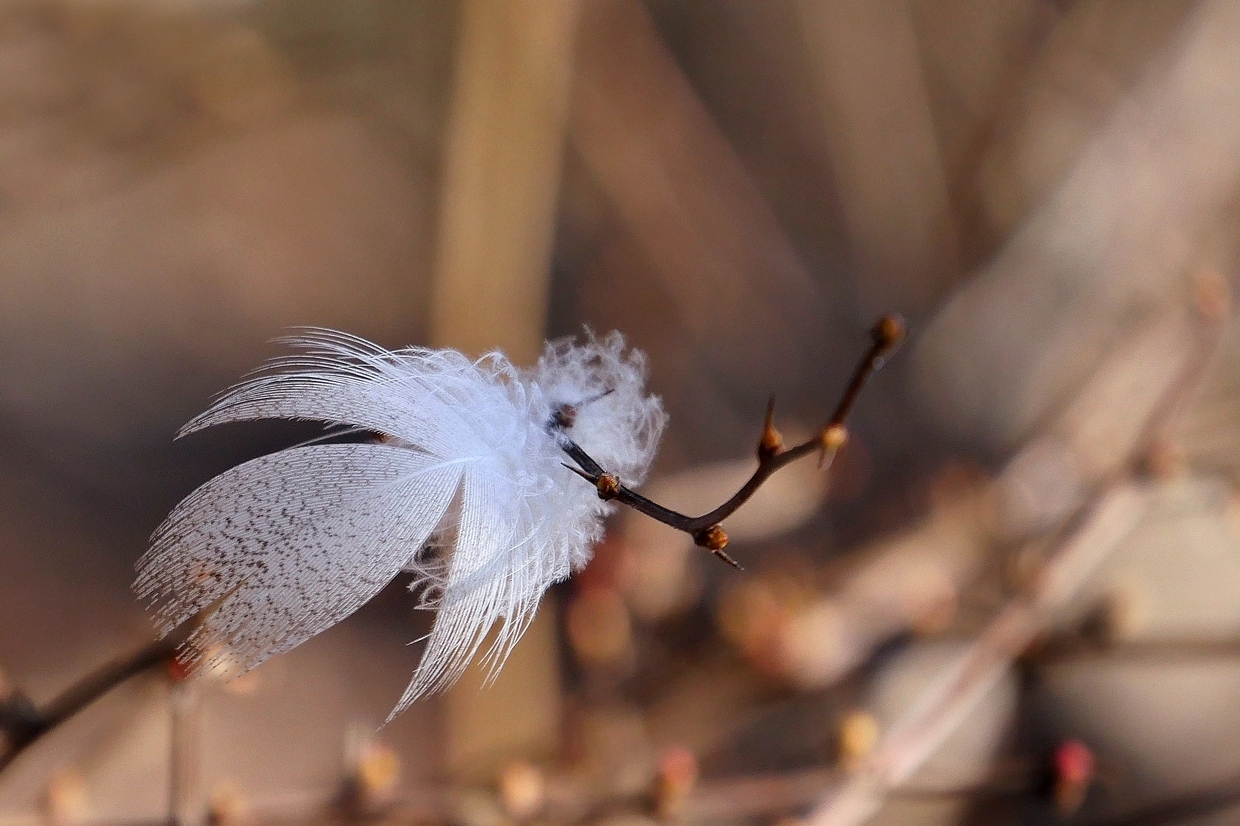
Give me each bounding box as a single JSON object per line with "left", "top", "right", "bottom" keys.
{"left": 3, "top": 1, "right": 1240, "bottom": 824}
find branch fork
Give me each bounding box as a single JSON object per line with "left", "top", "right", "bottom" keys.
{"left": 559, "top": 314, "right": 906, "bottom": 569}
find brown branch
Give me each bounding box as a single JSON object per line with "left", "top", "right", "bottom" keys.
{"left": 0, "top": 610, "right": 209, "bottom": 775}
{"left": 560, "top": 314, "right": 905, "bottom": 567}
{"left": 1027, "top": 629, "right": 1240, "bottom": 665}
{"left": 1087, "top": 777, "right": 1240, "bottom": 826}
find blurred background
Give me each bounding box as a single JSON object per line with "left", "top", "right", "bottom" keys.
{"left": 3, "top": 0, "right": 1240, "bottom": 824}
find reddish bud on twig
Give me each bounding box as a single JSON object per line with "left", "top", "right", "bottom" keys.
{"left": 552, "top": 403, "right": 577, "bottom": 429}
{"left": 654, "top": 745, "right": 699, "bottom": 819}
{"left": 1052, "top": 739, "right": 1096, "bottom": 815}
{"left": 498, "top": 760, "right": 545, "bottom": 821}
{"left": 166, "top": 654, "right": 193, "bottom": 684}
{"left": 820, "top": 424, "right": 848, "bottom": 451}
{"left": 694, "top": 525, "right": 743, "bottom": 569}
{"left": 837, "top": 710, "right": 880, "bottom": 768}
{"left": 596, "top": 474, "right": 622, "bottom": 500}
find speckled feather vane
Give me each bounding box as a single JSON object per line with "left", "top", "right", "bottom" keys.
{"left": 134, "top": 329, "right": 665, "bottom": 720}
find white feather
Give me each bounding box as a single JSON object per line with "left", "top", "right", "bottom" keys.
{"left": 134, "top": 329, "right": 665, "bottom": 719}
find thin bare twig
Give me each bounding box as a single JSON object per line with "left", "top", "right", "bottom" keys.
{"left": 560, "top": 314, "right": 905, "bottom": 567}
{"left": 0, "top": 611, "right": 206, "bottom": 775}
{"left": 1028, "top": 629, "right": 1240, "bottom": 664}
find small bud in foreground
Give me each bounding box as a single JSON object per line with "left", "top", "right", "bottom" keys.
{"left": 694, "top": 525, "right": 743, "bottom": 569}
{"left": 166, "top": 653, "right": 193, "bottom": 683}
{"left": 551, "top": 403, "right": 577, "bottom": 429}
{"left": 596, "top": 473, "right": 622, "bottom": 500}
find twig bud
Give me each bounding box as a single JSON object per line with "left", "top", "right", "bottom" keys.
{"left": 596, "top": 474, "right": 622, "bottom": 500}
{"left": 166, "top": 654, "right": 193, "bottom": 684}
{"left": 821, "top": 424, "right": 848, "bottom": 451}
{"left": 498, "top": 760, "right": 545, "bottom": 821}
{"left": 694, "top": 525, "right": 744, "bottom": 569}
{"left": 1051, "top": 739, "right": 1095, "bottom": 815}
{"left": 551, "top": 404, "right": 577, "bottom": 429}
{"left": 45, "top": 769, "right": 86, "bottom": 825}
{"left": 695, "top": 524, "right": 728, "bottom": 551}
{"left": 1192, "top": 268, "right": 1231, "bottom": 323}
{"left": 873, "top": 313, "right": 907, "bottom": 350}
{"left": 838, "top": 710, "right": 880, "bottom": 768}
{"left": 654, "top": 746, "right": 699, "bottom": 819}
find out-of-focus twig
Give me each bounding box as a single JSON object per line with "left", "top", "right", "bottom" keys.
{"left": 1030, "top": 633, "right": 1240, "bottom": 665}
{"left": 0, "top": 613, "right": 200, "bottom": 775}
{"left": 170, "top": 680, "right": 203, "bottom": 826}
{"left": 1088, "top": 776, "right": 1240, "bottom": 826}
{"left": 804, "top": 289, "right": 1228, "bottom": 826}
{"left": 65, "top": 761, "right": 1035, "bottom": 826}
{"left": 805, "top": 483, "right": 1150, "bottom": 826}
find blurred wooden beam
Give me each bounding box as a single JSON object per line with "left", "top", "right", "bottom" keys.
{"left": 807, "top": 482, "right": 1151, "bottom": 826}
{"left": 430, "top": 0, "right": 581, "bottom": 780}
{"left": 570, "top": 0, "right": 829, "bottom": 390}
{"left": 430, "top": 0, "right": 580, "bottom": 364}
{"left": 794, "top": 0, "right": 959, "bottom": 317}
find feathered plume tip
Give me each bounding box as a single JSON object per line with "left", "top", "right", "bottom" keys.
{"left": 134, "top": 329, "right": 665, "bottom": 720}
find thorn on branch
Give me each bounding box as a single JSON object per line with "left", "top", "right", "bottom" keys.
{"left": 758, "top": 396, "right": 783, "bottom": 461}
{"left": 564, "top": 463, "right": 593, "bottom": 481}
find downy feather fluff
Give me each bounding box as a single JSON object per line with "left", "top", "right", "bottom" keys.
{"left": 134, "top": 330, "right": 665, "bottom": 719}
